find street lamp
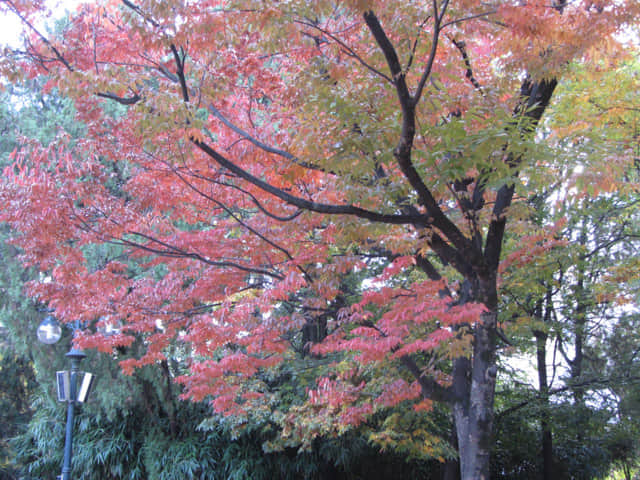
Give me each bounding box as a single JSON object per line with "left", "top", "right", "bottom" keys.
{"left": 36, "top": 315, "right": 62, "bottom": 344}
{"left": 37, "top": 315, "right": 95, "bottom": 480}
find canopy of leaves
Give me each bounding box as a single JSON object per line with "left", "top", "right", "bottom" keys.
{"left": 0, "top": 1, "right": 638, "bottom": 478}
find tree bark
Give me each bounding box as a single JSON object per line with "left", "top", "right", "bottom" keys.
{"left": 455, "top": 314, "right": 498, "bottom": 480}
{"left": 535, "top": 291, "right": 555, "bottom": 480}
{"left": 535, "top": 327, "right": 554, "bottom": 480}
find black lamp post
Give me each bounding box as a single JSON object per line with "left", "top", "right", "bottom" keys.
{"left": 37, "top": 315, "right": 95, "bottom": 480}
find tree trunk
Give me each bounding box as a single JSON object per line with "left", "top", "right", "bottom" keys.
{"left": 571, "top": 223, "right": 588, "bottom": 405}
{"left": 535, "top": 292, "right": 555, "bottom": 480}
{"left": 453, "top": 311, "right": 498, "bottom": 480}
{"left": 535, "top": 329, "right": 554, "bottom": 480}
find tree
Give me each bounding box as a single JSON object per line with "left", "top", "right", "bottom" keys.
{"left": 493, "top": 54, "right": 640, "bottom": 479}
{"left": 0, "top": 65, "right": 451, "bottom": 480}
{"left": 0, "top": 325, "right": 37, "bottom": 480}
{"left": 0, "top": 79, "right": 74, "bottom": 480}
{"left": 1, "top": 1, "right": 638, "bottom": 478}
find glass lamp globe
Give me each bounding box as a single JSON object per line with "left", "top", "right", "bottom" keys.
{"left": 37, "top": 315, "right": 62, "bottom": 344}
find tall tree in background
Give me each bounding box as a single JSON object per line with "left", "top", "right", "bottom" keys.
{"left": 495, "top": 56, "right": 640, "bottom": 479}
{"left": 0, "top": 78, "right": 83, "bottom": 480}
{"left": 0, "top": 1, "right": 638, "bottom": 478}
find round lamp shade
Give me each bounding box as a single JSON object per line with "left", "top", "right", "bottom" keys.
{"left": 37, "top": 315, "right": 62, "bottom": 344}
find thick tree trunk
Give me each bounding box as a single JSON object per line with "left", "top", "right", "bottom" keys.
{"left": 452, "top": 311, "right": 498, "bottom": 480}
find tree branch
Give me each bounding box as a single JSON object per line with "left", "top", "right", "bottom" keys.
{"left": 169, "top": 164, "right": 313, "bottom": 283}
{"left": 3, "top": 0, "right": 74, "bottom": 71}
{"left": 171, "top": 43, "right": 189, "bottom": 102}
{"left": 363, "top": 10, "right": 481, "bottom": 268}
{"left": 448, "top": 36, "right": 483, "bottom": 92}
{"left": 192, "top": 138, "right": 427, "bottom": 226}
{"left": 205, "top": 103, "right": 326, "bottom": 173}
{"left": 401, "top": 355, "right": 456, "bottom": 403}
{"left": 209, "top": 180, "right": 304, "bottom": 222}
{"left": 70, "top": 206, "right": 285, "bottom": 280}
{"left": 496, "top": 374, "right": 640, "bottom": 420}
{"left": 413, "top": 0, "right": 448, "bottom": 106}
{"left": 364, "top": 320, "right": 456, "bottom": 403}
{"left": 484, "top": 77, "right": 558, "bottom": 270}
{"left": 96, "top": 92, "right": 141, "bottom": 105}
{"left": 123, "top": 231, "right": 286, "bottom": 280}
{"left": 121, "top": 0, "right": 160, "bottom": 28}
{"left": 295, "top": 18, "right": 393, "bottom": 83}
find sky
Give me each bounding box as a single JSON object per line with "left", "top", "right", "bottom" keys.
{"left": 0, "top": 0, "right": 84, "bottom": 48}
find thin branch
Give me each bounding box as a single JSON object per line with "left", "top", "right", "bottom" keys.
{"left": 121, "top": 0, "right": 160, "bottom": 28}
{"left": 168, "top": 163, "right": 313, "bottom": 283}
{"left": 295, "top": 19, "right": 393, "bottom": 83}
{"left": 3, "top": 0, "right": 74, "bottom": 71}
{"left": 448, "top": 36, "right": 483, "bottom": 92}
{"left": 209, "top": 180, "right": 304, "bottom": 222}
{"left": 441, "top": 10, "right": 498, "bottom": 29}
{"left": 496, "top": 374, "right": 640, "bottom": 420}
{"left": 206, "top": 103, "right": 326, "bottom": 173}
{"left": 413, "top": 0, "right": 449, "bottom": 106}
{"left": 69, "top": 204, "right": 285, "bottom": 280}
{"left": 124, "top": 231, "right": 285, "bottom": 280}
{"left": 406, "top": 16, "right": 431, "bottom": 72}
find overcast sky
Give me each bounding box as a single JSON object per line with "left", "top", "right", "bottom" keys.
{"left": 0, "top": 0, "right": 84, "bottom": 48}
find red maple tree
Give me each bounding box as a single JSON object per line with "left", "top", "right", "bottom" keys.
{"left": 1, "top": 0, "right": 638, "bottom": 478}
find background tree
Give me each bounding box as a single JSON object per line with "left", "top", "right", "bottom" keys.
{"left": 0, "top": 1, "right": 638, "bottom": 479}
{"left": 0, "top": 77, "right": 81, "bottom": 480}
{"left": 0, "top": 321, "right": 37, "bottom": 480}
{"left": 493, "top": 56, "right": 640, "bottom": 480}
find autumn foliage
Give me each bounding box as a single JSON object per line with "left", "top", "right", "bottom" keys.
{"left": 1, "top": 0, "right": 638, "bottom": 478}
